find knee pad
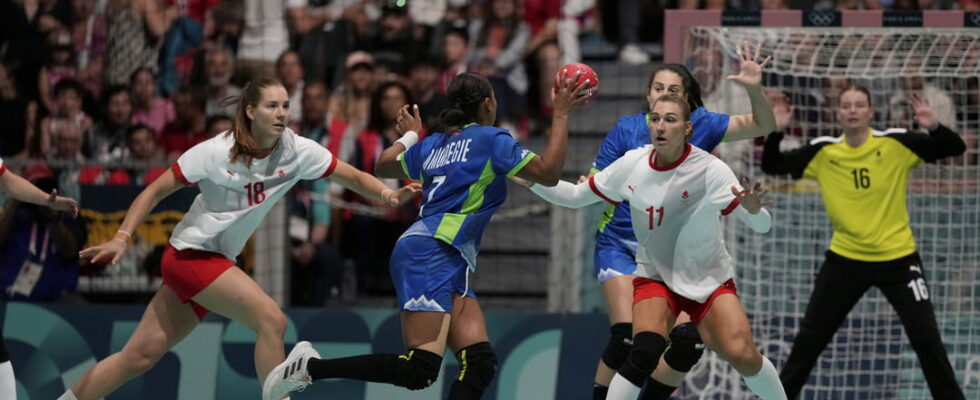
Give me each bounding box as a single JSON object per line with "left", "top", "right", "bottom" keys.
{"left": 394, "top": 348, "right": 442, "bottom": 390}
{"left": 619, "top": 331, "right": 669, "bottom": 387}
{"left": 601, "top": 323, "right": 633, "bottom": 370}
{"left": 455, "top": 342, "right": 498, "bottom": 391}
{"left": 664, "top": 322, "right": 705, "bottom": 373}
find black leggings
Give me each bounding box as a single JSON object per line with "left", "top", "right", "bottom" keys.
{"left": 780, "top": 251, "right": 964, "bottom": 400}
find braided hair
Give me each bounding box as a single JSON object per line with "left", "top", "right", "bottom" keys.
{"left": 437, "top": 72, "right": 494, "bottom": 129}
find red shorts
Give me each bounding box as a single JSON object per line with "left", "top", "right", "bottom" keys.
{"left": 632, "top": 277, "right": 738, "bottom": 324}
{"left": 161, "top": 244, "right": 235, "bottom": 320}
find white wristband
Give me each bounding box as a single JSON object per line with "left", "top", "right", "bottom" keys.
{"left": 395, "top": 131, "right": 419, "bottom": 149}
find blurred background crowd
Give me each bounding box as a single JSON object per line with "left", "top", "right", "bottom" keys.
{"left": 0, "top": 0, "right": 974, "bottom": 308}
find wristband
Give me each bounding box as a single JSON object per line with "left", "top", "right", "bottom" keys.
{"left": 117, "top": 229, "right": 132, "bottom": 238}
{"left": 395, "top": 131, "right": 419, "bottom": 149}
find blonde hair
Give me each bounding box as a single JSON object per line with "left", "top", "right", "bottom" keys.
{"left": 223, "top": 78, "right": 283, "bottom": 167}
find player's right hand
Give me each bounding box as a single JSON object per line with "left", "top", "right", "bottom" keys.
{"left": 396, "top": 104, "right": 423, "bottom": 135}
{"left": 551, "top": 70, "right": 590, "bottom": 116}
{"left": 79, "top": 239, "right": 127, "bottom": 265}
{"left": 384, "top": 182, "right": 422, "bottom": 206}
{"left": 47, "top": 189, "right": 79, "bottom": 217}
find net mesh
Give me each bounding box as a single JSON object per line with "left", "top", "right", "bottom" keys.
{"left": 679, "top": 26, "right": 980, "bottom": 399}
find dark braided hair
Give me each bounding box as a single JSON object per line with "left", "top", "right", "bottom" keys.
{"left": 437, "top": 72, "right": 493, "bottom": 129}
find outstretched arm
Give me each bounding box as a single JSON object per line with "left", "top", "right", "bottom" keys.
{"left": 0, "top": 169, "right": 78, "bottom": 216}
{"left": 330, "top": 160, "right": 420, "bottom": 205}
{"left": 528, "top": 179, "right": 605, "bottom": 209}
{"left": 724, "top": 41, "right": 776, "bottom": 141}
{"left": 80, "top": 168, "right": 185, "bottom": 264}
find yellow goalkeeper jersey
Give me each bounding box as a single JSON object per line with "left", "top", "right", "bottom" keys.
{"left": 761, "top": 125, "right": 966, "bottom": 262}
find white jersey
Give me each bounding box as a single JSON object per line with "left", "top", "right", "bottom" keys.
{"left": 170, "top": 128, "right": 336, "bottom": 260}
{"left": 0, "top": 156, "right": 5, "bottom": 176}
{"left": 589, "top": 144, "right": 755, "bottom": 302}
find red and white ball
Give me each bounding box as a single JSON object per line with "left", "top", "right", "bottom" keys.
{"left": 554, "top": 62, "right": 600, "bottom": 102}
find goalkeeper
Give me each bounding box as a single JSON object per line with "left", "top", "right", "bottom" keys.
{"left": 761, "top": 84, "right": 966, "bottom": 400}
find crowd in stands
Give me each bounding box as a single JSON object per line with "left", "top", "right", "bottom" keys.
{"left": 0, "top": 0, "right": 974, "bottom": 305}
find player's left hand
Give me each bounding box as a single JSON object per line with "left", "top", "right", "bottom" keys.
{"left": 731, "top": 177, "right": 773, "bottom": 214}
{"left": 384, "top": 182, "right": 422, "bottom": 206}
{"left": 47, "top": 189, "right": 79, "bottom": 217}
{"left": 909, "top": 93, "right": 939, "bottom": 131}
{"left": 395, "top": 104, "right": 423, "bottom": 135}
{"left": 727, "top": 41, "right": 771, "bottom": 88}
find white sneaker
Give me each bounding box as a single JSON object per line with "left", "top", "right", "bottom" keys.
{"left": 263, "top": 341, "right": 321, "bottom": 400}
{"left": 619, "top": 43, "right": 650, "bottom": 65}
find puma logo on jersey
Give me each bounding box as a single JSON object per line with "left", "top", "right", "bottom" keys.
{"left": 829, "top": 159, "right": 840, "bottom": 167}
{"left": 909, "top": 264, "right": 922, "bottom": 274}
{"left": 628, "top": 185, "right": 636, "bottom": 193}
{"left": 226, "top": 169, "right": 236, "bottom": 177}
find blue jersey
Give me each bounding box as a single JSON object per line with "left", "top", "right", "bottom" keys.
{"left": 591, "top": 108, "right": 729, "bottom": 250}
{"left": 400, "top": 124, "right": 536, "bottom": 271}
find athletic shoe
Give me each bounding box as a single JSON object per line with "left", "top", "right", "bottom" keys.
{"left": 262, "top": 341, "right": 320, "bottom": 400}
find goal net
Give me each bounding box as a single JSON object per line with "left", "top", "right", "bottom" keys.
{"left": 681, "top": 26, "right": 980, "bottom": 399}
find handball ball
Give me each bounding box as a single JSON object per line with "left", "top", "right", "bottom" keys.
{"left": 554, "top": 62, "right": 599, "bottom": 102}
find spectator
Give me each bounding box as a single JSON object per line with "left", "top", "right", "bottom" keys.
{"left": 469, "top": 0, "right": 530, "bottom": 132}
{"left": 237, "top": 0, "right": 330, "bottom": 82}
{"left": 47, "top": 121, "right": 86, "bottom": 200}
{"left": 329, "top": 51, "right": 376, "bottom": 131}
{"left": 34, "top": 79, "right": 93, "bottom": 156}
{"left": 160, "top": 86, "right": 208, "bottom": 159}
{"left": 0, "top": 0, "right": 72, "bottom": 101}
{"left": 102, "top": 0, "right": 177, "bottom": 86}
{"left": 277, "top": 50, "right": 306, "bottom": 125}
{"left": 523, "top": 0, "right": 561, "bottom": 122}
{"left": 0, "top": 64, "right": 30, "bottom": 157}
{"left": 39, "top": 28, "right": 80, "bottom": 114}
{"left": 129, "top": 68, "right": 175, "bottom": 137}
{"left": 438, "top": 28, "right": 470, "bottom": 94}
{"left": 406, "top": 58, "right": 448, "bottom": 130}
{"left": 889, "top": 58, "right": 956, "bottom": 129}
{"left": 0, "top": 163, "right": 86, "bottom": 302}
{"left": 290, "top": 81, "right": 342, "bottom": 306}
{"left": 203, "top": 47, "right": 241, "bottom": 118}
{"left": 205, "top": 114, "right": 233, "bottom": 138}
{"left": 86, "top": 85, "right": 134, "bottom": 161}
{"left": 69, "top": 0, "right": 107, "bottom": 96}
{"left": 370, "top": 3, "right": 425, "bottom": 76}
{"left": 344, "top": 81, "right": 417, "bottom": 294}
{"left": 123, "top": 124, "right": 166, "bottom": 185}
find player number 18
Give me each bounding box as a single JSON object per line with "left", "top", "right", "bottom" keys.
{"left": 245, "top": 182, "right": 266, "bottom": 206}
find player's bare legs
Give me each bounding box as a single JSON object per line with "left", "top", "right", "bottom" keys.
{"left": 595, "top": 274, "right": 634, "bottom": 386}
{"left": 193, "top": 267, "right": 288, "bottom": 381}
{"left": 69, "top": 286, "right": 199, "bottom": 399}
{"left": 698, "top": 294, "right": 786, "bottom": 400}
{"left": 401, "top": 311, "right": 452, "bottom": 354}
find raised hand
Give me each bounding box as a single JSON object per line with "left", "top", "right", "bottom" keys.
{"left": 551, "top": 70, "right": 591, "bottom": 115}
{"left": 727, "top": 41, "right": 771, "bottom": 88}
{"left": 47, "top": 189, "right": 79, "bottom": 217}
{"left": 909, "top": 93, "right": 939, "bottom": 131}
{"left": 395, "top": 104, "right": 423, "bottom": 135}
{"left": 383, "top": 182, "right": 422, "bottom": 206}
{"left": 731, "top": 177, "right": 773, "bottom": 214}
